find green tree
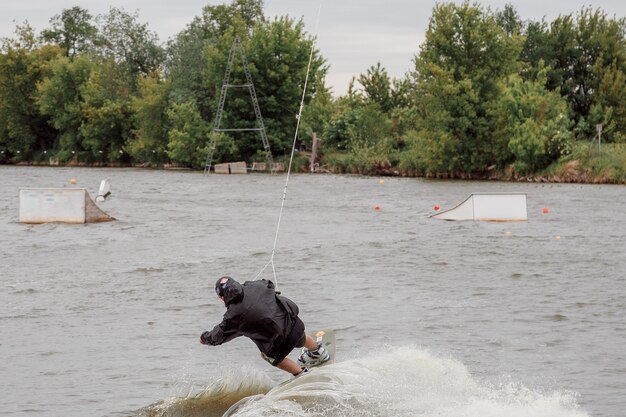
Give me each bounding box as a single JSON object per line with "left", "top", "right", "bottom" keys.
{"left": 128, "top": 72, "right": 172, "bottom": 163}
{"left": 358, "top": 62, "right": 392, "bottom": 113}
{"left": 345, "top": 104, "right": 391, "bottom": 146}
{"left": 494, "top": 3, "right": 523, "bottom": 36}
{"left": 199, "top": 0, "right": 263, "bottom": 36}
{"left": 96, "top": 7, "right": 164, "bottom": 82}
{"left": 491, "top": 67, "right": 573, "bottom": 173}
{"left": 166, "top": 100, "right": 209, "bottom": 168}
{"left": 324, "top": 102, "right": 390, "bottom": 150}
{"left": 390, "top": 76, "right": 412, "bottom": 111}
{"left": 41, "top": 6, "right": 97, "bottom": 58}
{"left": 355, "top": 64, "right": 414, "bottom": 139}
{"left": 166, "top": 22, "right": 211, "bottom": 114}
{"left": 529, "top": 8, "right": 626, "bottom": 140}
{"left": 593, "top": 61, "right": 626, "bottom": 142}
{"left": 166, "top": 0, "right": 264, "bottom": 118}
{"left": 202, "top": 16, "right": 326, "bottom": 160}
{"left": 300, "top": 79, "right": 334, "bottom": 148}
{"left": 37, "top": 55, "right": 94, "bottom": 162}
{"left": 245, "top": 16, "right": 326, "bottom": 156}
{"left": 412, "top": 2, "right": 522, "bottom": 173}
{"left": 519, "top": 20, "right": 553, "bottom": 80}
{"left": 79, "top": 58, "right": 132, "bottom": 163}
{"left": 323, "top": 99, "right": 358, "bottom": 151}
{"left": 0, "top": 25, "right": 61, "bottom": 161}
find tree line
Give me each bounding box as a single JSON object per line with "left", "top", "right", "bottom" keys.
{"left": 1, "top": 1, "right": 625, "bottom": 177}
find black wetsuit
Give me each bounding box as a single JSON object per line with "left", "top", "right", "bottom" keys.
{"left": 201, "top": 279, "right": 305, "bottom": 364}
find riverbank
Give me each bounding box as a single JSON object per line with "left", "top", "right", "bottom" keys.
{"left": 319, "top": 142, "right": 626, "bottom": 185}
{"left": 3, "top": 142, "right": 625, "bottom": 184}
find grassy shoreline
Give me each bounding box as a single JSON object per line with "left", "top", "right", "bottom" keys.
{"left": 318, "top": 142, "right": 626, "bottom": 185}
{"left": 3, "top": 142, "right": 625, "bottom": 185}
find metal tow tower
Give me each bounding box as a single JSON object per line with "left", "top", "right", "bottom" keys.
{"left": 204, "top": 36, "right": 274, "bottom": 174}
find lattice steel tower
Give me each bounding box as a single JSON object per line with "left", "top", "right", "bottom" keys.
{"left": 204, "top": 36, "right": 274, "bottom": 174}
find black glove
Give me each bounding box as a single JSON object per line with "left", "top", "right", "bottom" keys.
{"left": 200, "top": 331, "right": 211, "bottom": 345}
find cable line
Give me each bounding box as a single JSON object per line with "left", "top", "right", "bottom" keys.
{"left": 255, "top": 1, "right": 323, "bottom": 290}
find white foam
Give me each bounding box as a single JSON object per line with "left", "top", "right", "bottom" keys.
{"left": 234, "top": 346, "right": 589, "bottom": 417}
{"left": 147, "top": 347, "right": 589, "bottom": 417}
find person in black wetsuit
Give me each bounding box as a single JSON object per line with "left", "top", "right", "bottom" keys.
{"left": 200, "top": 276, "right": 329, "bottom": 376}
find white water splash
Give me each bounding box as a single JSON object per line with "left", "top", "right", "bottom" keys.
{"left": 230, "top": 346, "right": 588, "bottom": 417}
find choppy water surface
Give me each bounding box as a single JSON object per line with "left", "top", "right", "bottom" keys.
{"left": 1, "top": 166, "right": 624, "bottom": 417}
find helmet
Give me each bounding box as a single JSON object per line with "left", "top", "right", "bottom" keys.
{"left": 215, "top": 276, "right": 233, "bottom": 297}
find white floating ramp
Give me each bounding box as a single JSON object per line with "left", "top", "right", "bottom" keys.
{"left": 431, "top": 193, "right": 527, "bottom": 222}
{"left": 19, "top": 188, "right": 115, "bottom": 224}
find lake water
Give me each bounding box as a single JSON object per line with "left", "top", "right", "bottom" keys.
{"left": 1, "top": 166, "right": 624, "bottom": 417}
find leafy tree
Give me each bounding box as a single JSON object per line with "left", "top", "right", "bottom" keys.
{"left": 96, "top": 7, "right": 164, "bottom": 82}
{"left": 128, "top": 72, "right": 172, "bottom": 163}
{"left": 166, "top": 0, "right": 264, "bottom": 118}
{"left": 494, "top": 3, "right": 523, "bottom": 36}
{"left": 491, "top": 67, "right": 573, "bottom": 173}
{"left": 526, "top": 8, "right": 626, "bottom": 140}
{"left": 593, "top": 61, "right": 626, "bottom": 142}
{"left": 550, "top": 11, "right": 598, "bottom": 126}
{"left": 345, "top": 104, "right": 391, "bottom": 146}
{"left": 413, "top": 65, "right": 481, "bottom": 172}
{"left": 300, "top": 78, "right": 334, "bottom": 148}
{"left": 37, "top": 55, "right": 94, "bottom": 162}
{"left": 390, "top": 76, "right": 412, "bottom": 111}
{"left": 166, "top": 100, "right": 209, "bottom": 168}
{"left": 245, "top": 16, "right": 326, "bottom": 155}
{"left": 358, "top": 63, "right": 392, "bottom": 113}
{"left": 324, "top": 102, "right": 390, "bottom": 150}
{"left": 412, "top": 2, "right": 522, "bottom": 173}
{"left": 323, "top": 101, "right": 357, "bottom": 151}
{"left": 355, "top": 64, "right": 414, "bottom": 139}
{"left": 202, "top": 15, "right": 326, "bottom": 161}
{"left": 519, "top": 20, "right": 553, "bottom": 80}
{"left": 79, "top": 58, "right": 132, "bottom": 163}
{"left": 166, "top": 22, "right": 211, "bottom": 114}
{"left": 198, "top": 0, "right": 263, "bottom": 36}
{"left": 389, "top": 77, "right": 416, "bottom": 139}
{"left": 417, "top": 3, "right": 520, "bottom": 83}
{"left": 2, "top": 21, "right": 40, "bottom": 51}
{"left": 0, "top": 25, "right": 61, "bottom": 161}
{"left": 209, "top": 131, "right": 240, "bottom": 164}
{"left": 41, "top": 6, "right": 97, "bottom": 58}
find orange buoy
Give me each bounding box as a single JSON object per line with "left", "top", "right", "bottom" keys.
{"left": 542, "top": 207, "right": 549, "bottom": 214}
{"left": 434, "top": 204, "right": 440, "bottom": 211}
{"left": 374, "top": 205, "right": 381, "bottom": 211}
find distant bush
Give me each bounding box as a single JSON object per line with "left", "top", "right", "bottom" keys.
{"left": 546, "top": 141, "right": 626, "bottom": 183}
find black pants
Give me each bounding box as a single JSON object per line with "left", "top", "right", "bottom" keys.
{"left": 261, "top": 317, "right": 306, "bottom": 366}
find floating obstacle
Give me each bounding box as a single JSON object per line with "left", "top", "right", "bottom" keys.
{"left": 19, "top": 188, "right": 115, "bottom": 224}
{"left": 95, "top": 178, "right": 111, "bottom": 202}
{"left": 431, "top": 193, "right": 527, "bottom": 222}
{"left": 252, "top": 162, "right": 285, "bottom": 172}
{"left": 214, "top": 161, "right": 286, "bottom": 174}
{"left": 214, "top": 161, "right": 248, "bottom": 174}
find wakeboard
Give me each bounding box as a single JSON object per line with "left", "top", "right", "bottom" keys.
{"left": 221, "top": 328, "right": 336, "bottom": 417}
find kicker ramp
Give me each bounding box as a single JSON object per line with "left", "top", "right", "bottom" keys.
{"left": 431, "top": 193, "right": 527, "bottom": 222}
{"left": 19, "top": 188, "right": 115, "bottom": 224}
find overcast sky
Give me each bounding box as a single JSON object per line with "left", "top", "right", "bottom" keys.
{"left": 1, "top": 1, "right": 625, "bottom": 95}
